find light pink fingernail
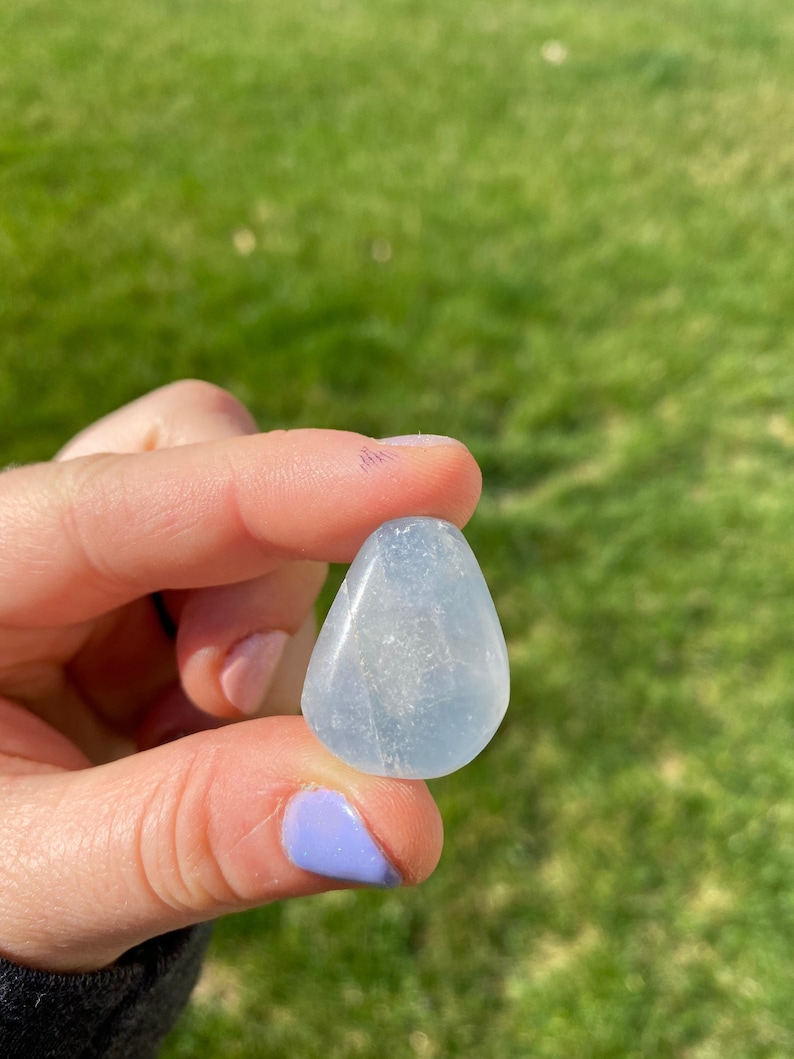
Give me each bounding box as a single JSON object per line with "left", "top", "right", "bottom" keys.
{"left": 220, "top": 631, "right": 289, "bottom": 716}
{"left": 377, "top": 434, "right": 467, "bottom": 448}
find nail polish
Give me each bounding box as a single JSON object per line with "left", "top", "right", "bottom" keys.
{"left": 220, "top": 631, "right": 289, "bottom": 715}
{"left": 282, "top": 788, "right": 402, "bottom": 888}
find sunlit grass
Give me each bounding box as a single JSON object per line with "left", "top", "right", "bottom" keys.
{"left": 4, "top": 0, "right": 794, "bottom": 1054}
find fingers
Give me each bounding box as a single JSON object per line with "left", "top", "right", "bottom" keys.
{"left": 0, "top": 430, "right": 481, "bottom": 626}
{"left": 0, "top": 717, "right": 443, "bottom": 972}
{"left": 0, "top": 698, "right": 92, "bottom": 773}
{"left": 134, "top": 685, "right": 228, "bottom": 752}
{"left": 176, "top": 562, "right": 327, "bottom": 719}
{"left": 49, "top": 380, "right": 315, "bottom": 732}
{"left": 65, "top": 563, "right": 325, "bottom": 731}
{"left": 55, "top": 379, "right": 259, "bottom": 459}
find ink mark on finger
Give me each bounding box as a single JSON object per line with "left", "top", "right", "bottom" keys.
{"left": 359, "top": 447, "right": 398, "bottom": 472}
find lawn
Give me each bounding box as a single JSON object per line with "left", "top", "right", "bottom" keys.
{"left": 3, "top": 0, "right": 794, "bottom": 1055}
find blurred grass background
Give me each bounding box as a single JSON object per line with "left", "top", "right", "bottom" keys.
{"left": 4, "top": 0, "right": 794, "bottom": 1054}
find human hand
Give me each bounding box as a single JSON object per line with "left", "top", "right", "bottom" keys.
{"left": 0, "top": 381, "right": 481, "bottom": 972}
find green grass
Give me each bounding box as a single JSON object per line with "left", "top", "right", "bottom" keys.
{"left": 4, "top": 0, "right": 794, "bottom": 1054}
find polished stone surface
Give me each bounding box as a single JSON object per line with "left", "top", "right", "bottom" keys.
{"left": 301, "top": 516, "right": 510, "bottom": 778}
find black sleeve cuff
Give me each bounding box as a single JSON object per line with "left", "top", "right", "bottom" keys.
{"left": 0, "top": 923, "right": 213, "bottom": 1059}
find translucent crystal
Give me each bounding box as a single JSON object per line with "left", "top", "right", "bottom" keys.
{"left": 301, "top": 516, "right": 510, "bottom": 779}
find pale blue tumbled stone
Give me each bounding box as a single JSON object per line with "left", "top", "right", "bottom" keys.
{"left": 301, "top": 516, "right": 510, "bottom": 779}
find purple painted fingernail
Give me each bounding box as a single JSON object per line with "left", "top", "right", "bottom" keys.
{"left": 282, "top": 788, "right": 402, "bottom": 888}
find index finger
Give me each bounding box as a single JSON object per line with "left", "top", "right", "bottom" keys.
{"left": 0, "top": 430, "right": 481, "bottom": 626}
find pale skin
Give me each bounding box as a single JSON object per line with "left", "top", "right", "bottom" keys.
{"left": 0, "top": 380, "right": 482, "bottom": 973}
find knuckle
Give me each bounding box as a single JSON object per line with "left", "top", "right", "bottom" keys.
{"left": 166, "top": 379, "right": 258, "bottom": 433}
{"left": 58, "top": 453, "right": 132, "bottom": 594}
{"left": 137, "top": 745, "right": 242, "bottom": 915}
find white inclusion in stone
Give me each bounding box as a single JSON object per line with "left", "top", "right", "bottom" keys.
{"left": 300, "top": 516, "right": 510, "bottom": 779}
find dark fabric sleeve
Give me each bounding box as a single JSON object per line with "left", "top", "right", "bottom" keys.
{"left": 0, "top": 923, "right": 213, "bottom": 1059}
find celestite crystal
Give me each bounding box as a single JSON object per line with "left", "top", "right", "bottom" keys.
{"left": 301, "top": 516, "right": 510, "bottom": 779}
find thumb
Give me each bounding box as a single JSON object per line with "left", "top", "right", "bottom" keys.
{"left": 0, "top": 717, "right": 443, "bottom": 973}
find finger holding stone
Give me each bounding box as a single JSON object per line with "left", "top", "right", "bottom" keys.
{"left": 0, "top": 430, "right": 480, "bottom": 627}
{"left": 0, "top": 716, "right": 444, "bottom": 973}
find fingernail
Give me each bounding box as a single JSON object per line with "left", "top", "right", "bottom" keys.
{"left": 220, "top": 631, "right": 289, "bottom": 716}
{"left": 282, "top": 788, "right": 402, "bottom": 888}
{"left": 377, "top": 434, "right": 466, "bottom": 448}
